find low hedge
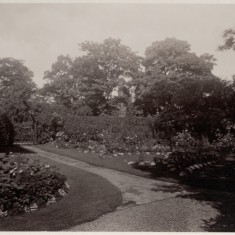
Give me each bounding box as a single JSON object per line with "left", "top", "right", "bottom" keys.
{"left": 50, "top": 115, "right": 158, "bottom": 153}
{"left": 63, "top": 115, "right": 152, "bottom": 142}
{"left": 13, "top": 115, "right": 156, "bottom": 151}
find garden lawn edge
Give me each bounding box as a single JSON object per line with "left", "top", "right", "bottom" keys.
{"left": 37, "top": 144, "right": 235, "bottom": 193}
{"left": 0, "top": 152, "right": 122, "bottom": 231}
{"left": 37, "top": 144, "right": 180, "bottom": 183}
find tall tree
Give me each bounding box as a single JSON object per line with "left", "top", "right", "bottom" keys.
{"left": 134, "top": 38, "right": 229, "bottom": 141}
{"left": 144, "top": 38, "right": 215, "bottom": 77}
{"left": 0, "top": 57, "right": 36, "bottom": 122}
{"left": 74, "top": 38, "right": 142, "bottom": 114}
{"left": 43, "top": 38, "right": 142, "bottom": 115}
{"left": 134, "top": 38, "right": 216, "bottom": 116}
{"left": 42, "top": 55, "right": 76, "bottom": 108}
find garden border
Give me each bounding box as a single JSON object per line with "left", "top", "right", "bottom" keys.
{"left": 0, "top": 150, "right": 122, "bottom": 231}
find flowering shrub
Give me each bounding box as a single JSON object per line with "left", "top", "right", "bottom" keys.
{"left": 172, "top": 130, "right": 198, "bottom": 149}
{"left": 0, "top": 152, "right": 69, "bottom": 217}
{"left": 213, "top": 132, "right": 235, "bottom": 153}
{"left": 154, "top": 144, "right": 220, "bottom": 176}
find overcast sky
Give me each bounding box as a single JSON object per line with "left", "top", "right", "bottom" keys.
{"left": 0, "top": 3, "right": 235, "bottom": 87}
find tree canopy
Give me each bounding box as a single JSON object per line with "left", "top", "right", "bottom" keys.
{"left": 131, "top": 38, "right": 233, "bottom": 141}
{"left": 218, "top": 28, "right": 235, "bottom": 51}
{"left": 134, "top": 38, "right": 217, "bottom": 115}
{"left": 0, "top": 57, "right": 36, "bottom": 122}
{"left": 42, "top": 38, "right": 142, "bottom": 115}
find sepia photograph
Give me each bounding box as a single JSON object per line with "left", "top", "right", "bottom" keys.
{"left": 0, "top": 0, "right": 235, "bottom": 232}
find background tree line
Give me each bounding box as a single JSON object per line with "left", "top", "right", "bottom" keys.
{"left": 1, "top": 29, "right": 235, "bottom": 144}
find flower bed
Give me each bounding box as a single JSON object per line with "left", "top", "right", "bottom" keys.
{"left": 0, "top": 152, "right": 69, "bottom": 217}
{"left": 130, "top": 142, "right": 221, "bottom": 180}
{"left": 153, "top": 146, "right": 220, "bottom": 176}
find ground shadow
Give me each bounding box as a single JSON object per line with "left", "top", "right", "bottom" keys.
{"left": 179, "top": 189, "right": 235, "bottom": 232}
{"left": 133, "top": 164, "right": 235, "bottom": 192}
{"left": 150, "top": 181, "right": 235, "bottom": 231}
{"left": 0, "top": 145, "right": 35, "bottom": 154}
{"left": 132, "top": 164, "right": 181, "bottom": 183}
{"left": 134, "top": 163, "right": 235, "bottom": 231}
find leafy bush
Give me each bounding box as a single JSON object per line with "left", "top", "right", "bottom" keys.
{"left": 0, "top": 152, "right": 69, "bottom": 217}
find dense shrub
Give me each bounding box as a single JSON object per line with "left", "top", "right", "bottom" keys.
{"left": 14, "top": 122, "right": 34, "bottom": 143}
{"left": 0, "top": 153, "right": 69, "bottom": 217}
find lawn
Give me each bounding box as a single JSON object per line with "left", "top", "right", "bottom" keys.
{"left": 37, "top": 143, "right": 179, "bottom": 183}
{"left": 0, "top": 146, "right": 122, "bottom": 231}
{"left": 37, "top": 144, "right": 235, "bottom": 193}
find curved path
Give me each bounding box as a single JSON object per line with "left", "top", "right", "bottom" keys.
{"left": 25, "top": 146, "right": 221, "bottom": 231}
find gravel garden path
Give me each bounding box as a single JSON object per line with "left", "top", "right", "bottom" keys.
{"left": 24, "top": 145, "right": 233, "bottom": 232}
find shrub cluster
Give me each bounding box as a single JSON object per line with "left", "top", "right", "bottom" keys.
{"left": 0, "top": 152, "right": 69, "bottom": 217}
{"left": 132, "top": 130, "right": 222, "bottom": 177}
{"left": 154, "top": 146, "right": 219, "bottom": 175}
{"left": 213, "top": 132, "right": 235, "bottom": 153}
{"left": 153, "top": 130, "right": 220, "bottom": 175}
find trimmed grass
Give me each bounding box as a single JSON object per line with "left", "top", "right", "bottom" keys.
{"left": 37, "top": 144, "right": 235, "bottom": 192}
{"left": 0, "top": 147, "right": 122, "bottom": 231}
{"left": 37, "top": 144, "right": 161, "bottom": 179}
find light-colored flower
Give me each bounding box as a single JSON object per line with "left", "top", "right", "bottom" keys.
{"left": 30, "top": 203, "right": 38, "bottom": 211}
{"left": 0, "top": 209, "right": 7, "bottom": 217}
{"left": 47, "top": 196, "right": 56, "bottom": 206}
{"left": 65, "top": 182, "right": 70, "bottom": 189}
{"left": 24, "top": 206, "right": 30, "bottom": 213}
{"left": 58, "top": 189, "right": 67, "bottom": 196}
